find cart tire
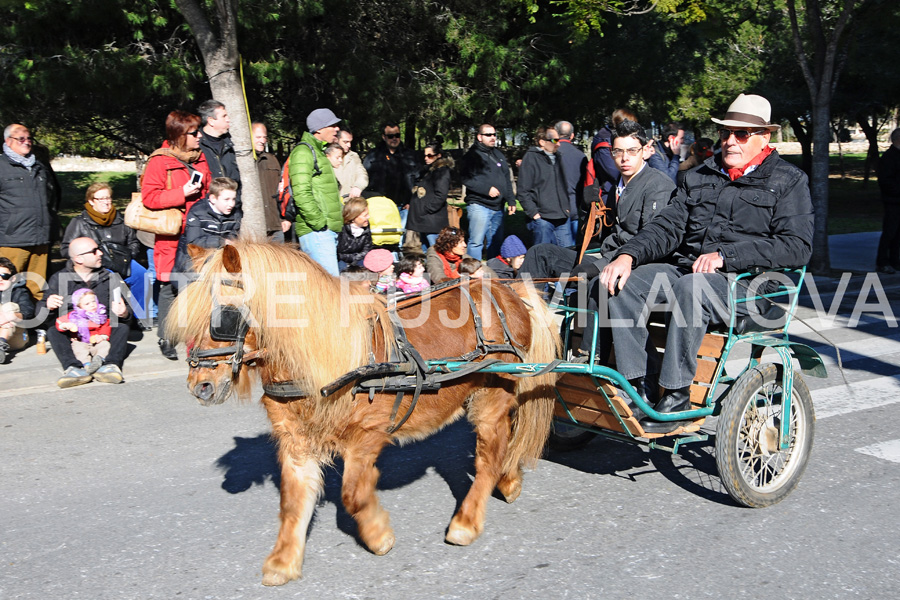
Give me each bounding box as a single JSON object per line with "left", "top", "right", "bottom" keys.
{"left": 549, "top": 422, "right": 597, "bottom": 451}
{"left": 715, "top": 364, "right": 815, "bottom": 508}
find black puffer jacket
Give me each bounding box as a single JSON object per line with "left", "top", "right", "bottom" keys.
{"left": 616, "top": 150, "right": 814, "bottom": 272}
{"left": 517, "top": 147, "right": 571, "bottom": 220}
{"left": 60, "top": 210, "right": 141, "bottom": 277}
{"left": 0, "top": 153, "right": 56, "bottom": 247}
{"left": 407, "top": 157, "right": 453, "bottom": 234}
{"left": 362, "top": 142, "right": 420, "bottom": 207}
{"left": 337, "top": 224, "right": 373, "bottom": 267}
{"left": 460, "top": 141, "right": 515, "bottom": 211}
{"left": 174, "top": 200, "right": 241, "bottom": 274}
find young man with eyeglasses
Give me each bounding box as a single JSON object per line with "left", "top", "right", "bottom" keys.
{"left": 1, "top": 123, "right": 58, "bottom": 301}
{"left": 517, "top": 125, "right": 574, "bottom": 247}
{"left": 599, "top": 94, "right": 813, "bottom": 433}
{"left": 362, "top": 122, "right": 420, "bottom": 226}
{"left": 460, "top": 123, "right": 516, "bottom": 260}
{"left": 37, "top": 237, "right": 132, "bottom": 387}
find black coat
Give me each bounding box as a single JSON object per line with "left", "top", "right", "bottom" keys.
{"left": 0, "top": 153, "right": 56, "bottom": 247}
{"left": 2, "top": 279, "right": 36, "bottom": 321}
{"left": 517, "top": 147, "right": 571, "bottom": 220}
{"left": 460, "top": 141, "right": 515, "bottom": 211}
{"left": 598, "top": 165, "right": 675, "bottom": 256}
{"left": 616, "top": 150, "right": 814, "bottom": 272}
{"left": 877, "top": 145, "right": 900, "bottom": 203}
{"left": 336, "top": 224, "right": 373, "bottom": 266}
{"left": 200, "top": 132, "right": 243, "bottom": 211}
{"left": 362, "top": 142, "right": 420, "bottom": 207}
{"left": 60, "top": 210, "right": 141, "bottom": 277}
{"left": 407, "top": 158, "right": 453, "bottom": 234}
{"left": 174, "top": 200, "right": 241, "bottom": 274}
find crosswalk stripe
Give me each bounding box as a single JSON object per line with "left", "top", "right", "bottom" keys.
{"left": 855, "top": 439, "right": 900, "bottom": 464}
{"left": 813, "top": 375, "right": 900, "bottom": 419}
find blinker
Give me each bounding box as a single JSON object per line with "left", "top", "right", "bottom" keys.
{"left": 210, "top": 304, "right": 250, "bottom": 342}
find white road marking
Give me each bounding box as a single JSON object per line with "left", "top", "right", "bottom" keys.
{"left": 813, "top": 375, "right": 900, "bottom": 419}
{"left": 856, "top": 439, "right": 900, "bottom": 464}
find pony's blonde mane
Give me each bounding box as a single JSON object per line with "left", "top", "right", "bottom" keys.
{"left": 168, "top": 242, "right": 379, "bottom": 404}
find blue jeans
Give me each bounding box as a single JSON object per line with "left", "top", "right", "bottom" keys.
{"left": 529, "top": 217, "right": 575, "bottom": 247}
{"left": 124, "top": 260, "right": 147, "bottom": 318}
{"left": 146, "top": 248, "right": 159, "bottom": 319}
{"left": 569, "top": 218, "right": 579, "bottom": 242}
{"left": 299, "top": 229, "right": 339, "bottom": 276}
{"left": 466, "top": 203, "right": 504, "bottom": 261}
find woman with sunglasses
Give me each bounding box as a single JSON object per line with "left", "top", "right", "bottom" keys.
{"left": 140, "top": 110, "right": 211, "bottom": 360}
{"left": 407, "top": 141, "right": 453, "bottom": 251}
{"left": 60, "top": 183, "right": 147, "bottom": 322}
{"left": 517, "top": 125, "right": 574, "bottom": 248}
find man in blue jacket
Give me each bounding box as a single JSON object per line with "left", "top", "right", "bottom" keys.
{"left": 646, "top": 121, "right": 684, "bottom": 183}
{"left": 460, "top": 123, "right": 516, "bottom": 260}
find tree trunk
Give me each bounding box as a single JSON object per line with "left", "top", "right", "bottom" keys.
{"left": 174, "top": 0, "right": 266, "bottom": 241}
{"left": 856, "top": 111, "right": 880, "bottom": 187}
{"left": 809, "top": 100, "right": 831, "bottom": 275}
{"left": 788, "top": 116, "right": 813, "bottom": 175}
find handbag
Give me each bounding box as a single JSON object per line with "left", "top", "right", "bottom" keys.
{"left": 124, "top": 192, "right": 183, "bottom": 236}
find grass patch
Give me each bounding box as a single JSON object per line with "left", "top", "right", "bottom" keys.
{"left": 55, "top": 171, "right": 137, "bottom": 228}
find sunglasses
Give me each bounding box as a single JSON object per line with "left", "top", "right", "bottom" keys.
{"left": 424, "top": 153, "right": 438, "bottom": 158}
{"left": 384, "top": 133, "right": 401, "bottom": 139}
{"left": 480, "top": 132, "right": 497, "bottom": 137}
{"left": 544, "top": 137, "right": 560, "bottom": 144}
{"left": 0, "top": 272, "right": 13, "bottom": 281}
{"left": 718, "top": 128, "right": 767, "bottom": 143}
{"left": 78, "top": 247, "right": 102, "bottom": 256}
{"left": 186, "top": 129, "right": 202, "bottom": 137}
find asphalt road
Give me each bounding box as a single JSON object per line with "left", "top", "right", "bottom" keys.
{"left": 2, "top": 272, "right": 899, "bottom": 600}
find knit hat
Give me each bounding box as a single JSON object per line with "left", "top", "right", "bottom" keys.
{"left": 363, "top": 248, "right": 394, "bottom": 273}
{"left": 500, "top": 235, "right": 527, "bottom": 259}
{"left": 306, "top": 108, "right": 341, "bottom": 133}
{"left": 71, "top": 288, "right": 95, "bottom": 308}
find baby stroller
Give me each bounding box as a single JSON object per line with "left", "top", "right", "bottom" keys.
{"left": 365, "top": 196, "right": 405, "bottom": 257}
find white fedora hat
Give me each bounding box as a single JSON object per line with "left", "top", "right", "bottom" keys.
{"left": 711, "top": 93, "right": 781, "bottom": 131}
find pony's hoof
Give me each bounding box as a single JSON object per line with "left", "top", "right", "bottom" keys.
{"left": 261, "top": 570, "right": 297, "bottom": 587}
{"left": 445, "top": 525, "right": 479, "bottom": 546}
{"left": 498, "top": 481, "right": 522, "bottom": 503}
{"left": 370, "top": 531, "right": 395, "bottom": 556}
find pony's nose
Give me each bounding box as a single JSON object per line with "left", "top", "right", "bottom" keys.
{"left": 194, "top": 382, "right": 215, "bottom": 401}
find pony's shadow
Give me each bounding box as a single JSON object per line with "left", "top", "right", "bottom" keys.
{"left": 214, "top": 421, "right": 479, "bottom": 544}
{"left": 546, "top": 428, "right": 737, "bottom": 506}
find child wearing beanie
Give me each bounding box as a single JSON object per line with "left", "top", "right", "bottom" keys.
{"left": 486, "top": 235, "right": 527, "bottom": 278}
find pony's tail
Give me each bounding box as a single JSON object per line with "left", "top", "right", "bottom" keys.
{"left": 504, "top": 282, "right": 561, "bottom": 473}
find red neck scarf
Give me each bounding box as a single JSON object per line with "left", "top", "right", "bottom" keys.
{"left": 726, "top": 145, "right": 774, "bottom": 181}
{"left": 438, "top": 250, "right": 462, "bottom": 279}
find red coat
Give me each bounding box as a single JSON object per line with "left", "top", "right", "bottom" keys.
{"left": 140, "top": 144, "right": 211, "bottom": 281}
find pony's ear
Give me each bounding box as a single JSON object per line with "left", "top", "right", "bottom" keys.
{"left": 187, "top": 244, "right": 214, "bottom": 271}
{"left": 222, "top": 244, "right": 242, "bottom": 274}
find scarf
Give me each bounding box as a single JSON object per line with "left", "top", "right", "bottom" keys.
{"left": 725, "top": 145, "right": 774, "bottom": 181}
{"left": 69, "top": 288, "right": 108, "bottom": 343}
{"left": 84, "top": 202, "right": 117, "bottom": 227}
{"left": 3, "top": 143, "right": 36, "bottom": 170}
{"left": 350, "top": 223, "right": 366, "bottom": 238}
{"left": 438, "top": 250, "right": 463, "bottom": 279}
{"left": 154, "top": 145, "right": 203, "bottom": 164}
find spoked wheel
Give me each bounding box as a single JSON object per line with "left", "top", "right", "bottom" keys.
{"left": 549, "top": 421, "right": 597, "bottom": 451}
{"left": 715, "top": 364, "right": 815, "bottom": 508}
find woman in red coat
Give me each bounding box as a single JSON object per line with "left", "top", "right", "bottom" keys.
{"left": 141, "top": 110, "right": 211, "bottom": 360}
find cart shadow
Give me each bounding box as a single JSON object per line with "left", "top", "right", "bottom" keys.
{"left": 545, "top": 428, "right": 738, "bottom": 507}
{"left": 214, "top": 420, "right": 479, "bottom": 546}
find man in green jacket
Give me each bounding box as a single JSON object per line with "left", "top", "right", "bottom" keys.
{"left": 290, "top": 108, "right": 343, "bottom": 276}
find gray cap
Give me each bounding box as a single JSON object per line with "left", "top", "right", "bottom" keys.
{"left": 306, "top": 108, "right": 341, "bottom": 133}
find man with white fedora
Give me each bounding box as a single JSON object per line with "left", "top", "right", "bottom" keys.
{"left": 598, "top": 93, "right": 814, "bottom": 433}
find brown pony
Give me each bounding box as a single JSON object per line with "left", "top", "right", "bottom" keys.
{"left": 167, "top": 242, "right": 560, "bottom": 587}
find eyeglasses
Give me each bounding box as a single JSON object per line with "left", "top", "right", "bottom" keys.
{"left": 186, "top": 129, "right": 202, "bottom": 137}
{"left": 8, "top": 136, "right": 34, "bottom": 144}
{"left": 384, "top": 133, "right": 401, "bottom": 139}
{"left": 78, "top": 247, "right": 101, "bottom": 256}
{"left": 0, "top": 272, "right": 13, "bottom": 281}
{"left": 611, "top": 147, "right": 644, "bottom": 158}
{"left": 92, "top": 196, "right": 113, "bottom": 202}
{"left": 480, "top": 132, "right": 497, "bottom": 137}
{"left": 718, "top": 129, "right": 767, "bottom": 143}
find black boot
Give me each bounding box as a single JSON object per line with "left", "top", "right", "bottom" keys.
{"left": 0, "top": 338, "right": 9, "bottom": 364}
{"left": 625, "top": 377, "right": 658, "bottom": 422}
{"left": 158, "top": 338, "right": 178, "bottom": 361}
{"left": 640, "top": 385, "right": 692, "bottom": 434}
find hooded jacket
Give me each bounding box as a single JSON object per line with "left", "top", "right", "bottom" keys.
{"left": 407, "top": 157, "right": 453, "bottom": 234}
{"left": 288, "top": 132, "right": 343, "bottom": 238}
{"left": 615, "top": 150, "right": 814, "bottom": 272}
{"left": 517, "top": 146, "right": 571, "bottom": 221}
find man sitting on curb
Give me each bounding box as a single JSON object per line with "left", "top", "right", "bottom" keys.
{"left": 37, "top": 237, "right": 131, "bottom": 388}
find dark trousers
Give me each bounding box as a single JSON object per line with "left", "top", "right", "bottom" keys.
{"left": 48, "top": 320, "right": 129, "bottom": 370}
{"left": 877, "top": 202, "right": 900, "bottom": 268}
{"left": 157, "top": 281, "right": 178, "bottom": 341}
{"left": 606, "top": 264, "right": 749, "bottom": 390}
